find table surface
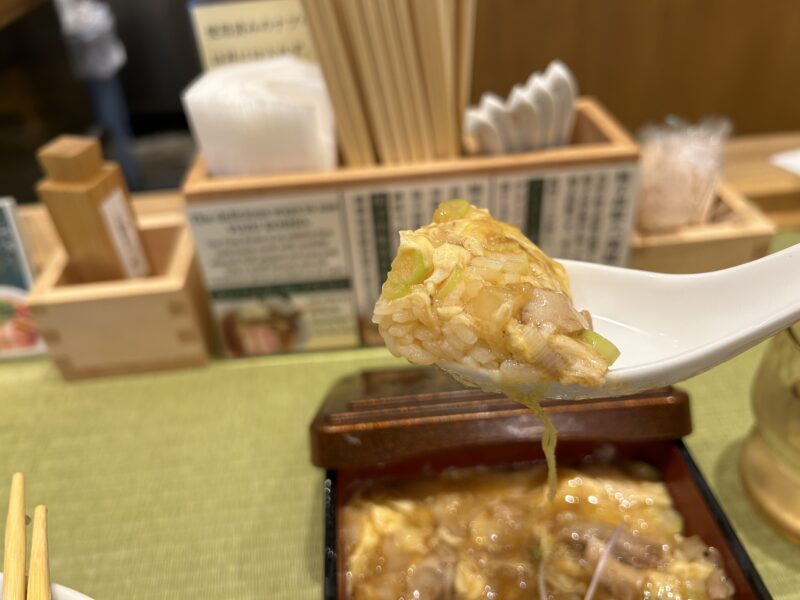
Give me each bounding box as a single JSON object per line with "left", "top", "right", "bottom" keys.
{"left": 0, "top": 234, "right": 798, "bottom": 599}
{"left": 724, "top": 132, "right": 800, "bottom": 199}
{"left": 724, "top": 132, "right": 800, "bottom": 228}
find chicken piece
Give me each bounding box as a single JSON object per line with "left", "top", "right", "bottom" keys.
{"left": 520, "top": 288, "right": 589, "bottom": 333}
{"left": 584, "top": 535, "right": 645, "bottom": 600}
{"left": 405, "top": 545, "right": 457, "bottom": 599}
{"left": 582, "top": 530, "right": 735, "bottom": 600}
{"left": 558, "top": 521, "right": 667, "bottom": 569}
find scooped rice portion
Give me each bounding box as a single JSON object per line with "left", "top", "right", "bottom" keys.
{"left": 372, "top": 200, "right": 619, "bottom": 389}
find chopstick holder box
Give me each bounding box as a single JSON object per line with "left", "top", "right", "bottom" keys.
{"left": 182, "top": 97, "right": 639, "bottom": 353}
{"left": 26, "top": 214, "right": 212, "bottom": 380}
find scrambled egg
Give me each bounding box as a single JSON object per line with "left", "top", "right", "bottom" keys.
{"left": 342, "top": 465, "right": 735, "bottom": 600}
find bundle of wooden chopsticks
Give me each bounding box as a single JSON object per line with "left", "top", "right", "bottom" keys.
{"left": 3, "top": 473, "right": 51, "bottom": 600}
{"left": 301, "top": 0, "right": 476, "bottom": 167}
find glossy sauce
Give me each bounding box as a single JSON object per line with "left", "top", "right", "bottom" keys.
{"left": 503, "top": 386, "right": 558, "bottom": 500}
{"left": 342, "top": 463, "right": 734, "bottom": 600}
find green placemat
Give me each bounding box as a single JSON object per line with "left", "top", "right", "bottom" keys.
{"left": 0, "top": 231, "right": 796, "bottom": 599}
{"left": 0, "top": 349, "right": 404, "bottom": 599}
{"left": 1, "top": 347, "right": 797, "bottom": 599}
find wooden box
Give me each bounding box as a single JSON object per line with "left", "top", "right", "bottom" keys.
{"left": 16, "top": 191, "right": 186, "bottom": 277}
{"left": 26, "top": 214, "right": 212, "bottom": 380}
{"left": 183, "top": 97, "right": 640, "bottom": 354}
{"left": 312, "top": 368, "right": 770, "bottom": 599}
{"left": 630, "top": 182, "right": 776, "bottom": 273}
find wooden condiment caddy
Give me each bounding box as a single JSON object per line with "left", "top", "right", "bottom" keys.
{"left": 27, "top": 213, "right": 211, "bottom": 380}
{"left": 183, "top": 98, "right": 641, "bottom": 355}
{"left": 630, "top": 182, "right": 776, "bottom": 273}
{"left": 36, "top": 135, "right": 151, "bottom": 282}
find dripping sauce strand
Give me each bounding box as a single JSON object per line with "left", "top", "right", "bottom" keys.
{"left": 503, "top": 385, "right": 559, "bottom": 501}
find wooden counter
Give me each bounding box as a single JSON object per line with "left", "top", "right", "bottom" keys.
{"left": 724, "top": 132, "right": 800, "bottom": 228}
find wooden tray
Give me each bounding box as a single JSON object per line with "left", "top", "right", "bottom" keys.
{"left": 311, "top": 367, "right": 691, "bottom": 469}
{"left": 27, "top": 214, "right": 212, "bottom": 380}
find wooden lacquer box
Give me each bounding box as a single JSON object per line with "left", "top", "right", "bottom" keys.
{"left": 27, "top": 214, "right": 212, "bottom": 380}
{"left": 311, "top": 368, "right": 770, "bottom": 599}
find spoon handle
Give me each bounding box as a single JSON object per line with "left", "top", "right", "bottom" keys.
{"left": 706, "top": 242, "right": 800, "bottom": 328}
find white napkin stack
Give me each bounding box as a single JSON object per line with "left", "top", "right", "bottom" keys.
{"left": 182, "top": 56, "right": 337, "bottom": 177}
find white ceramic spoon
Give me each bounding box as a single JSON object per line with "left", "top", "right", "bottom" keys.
{"left": 443, "top": 243, "right": 800, "bottom": 399}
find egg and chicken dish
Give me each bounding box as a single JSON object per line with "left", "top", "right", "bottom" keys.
{"left": 342, "top": 463, "right": 735, "bottom": 600}
{"left": 363, "top": 204, "right": 736, "bottom": 599}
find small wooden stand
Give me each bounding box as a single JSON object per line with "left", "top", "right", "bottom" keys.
{"left": 27, "top": 214, "right": 211, "bottom": 380}
{"left": 630, "top": 182, "right": 776, "bottom": 273}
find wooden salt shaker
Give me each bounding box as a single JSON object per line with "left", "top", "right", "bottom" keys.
{"left": 36, "top": 135, "right": 151, "bottom": 282}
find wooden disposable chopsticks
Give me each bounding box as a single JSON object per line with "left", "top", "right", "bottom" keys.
{"left": 4, "top": 473, "right": 26, "bottom": 600}
{"left": 301, "top": 0, "right": 376, "bottom": 167}
{"left": 338, "top": 0, "right": 401, "bottom": 164}
{"left": 358, "top": 0, "right": 414, "bottom": 163}
{"left": 391, "top": 0, "right": 436, "bottom": 161}
{"left": 456, "top": 0, "right": 477, "bottom": 145}
{"left": 3, "top": 473, "right": 51, "bottom": 600}
{"left": 28, "top": 507, "right": 51, "bottom": 600}
{"left": 302, "top": 0, "right": 476, "bottom": 166}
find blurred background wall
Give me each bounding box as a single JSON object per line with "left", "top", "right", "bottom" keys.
{"left": 2, "top": 0, "right": 800, "bottom": 201}
{"left": 0, "top": 2, "right": 92, "bottom": 203}
{"left": 471, "top": 0, "right": 800, "bottom": 135}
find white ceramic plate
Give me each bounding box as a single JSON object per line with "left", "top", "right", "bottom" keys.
{"left": 0, "top": 573, "right": 93, "bottom": 600}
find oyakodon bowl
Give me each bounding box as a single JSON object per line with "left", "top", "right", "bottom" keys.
{"left": 0, "top": 573, "right": 93, "bottom": 600}
{"left": 312, "top": 368, "right": 772, "bottom": 599}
